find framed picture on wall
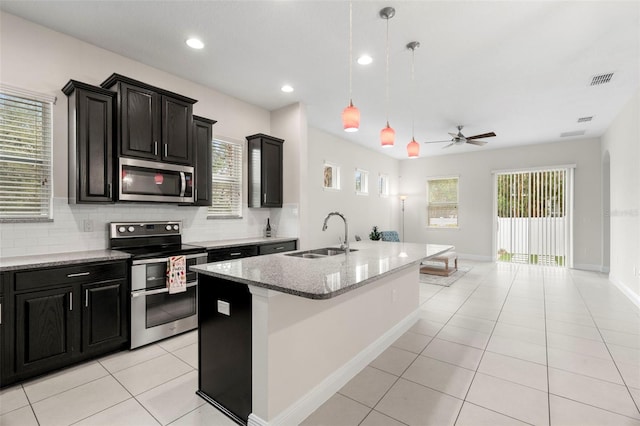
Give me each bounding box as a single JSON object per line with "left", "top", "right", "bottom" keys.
{"left": 323, "top": 162, "right": 341, "bottom": 190}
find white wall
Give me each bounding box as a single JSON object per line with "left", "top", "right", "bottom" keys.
{"left": 306, "top": 127, "right": 400, "bottom": 249}
{"left": 0, "top": 12, "right": 298, "bottom": 257}
{"left": 601, "top": 90, "right": 640, "bottom": 302}
{"left": 399, "top": 138, "right": 603, "bottom": 268}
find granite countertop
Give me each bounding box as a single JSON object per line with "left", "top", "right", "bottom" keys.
{"left": 192, "top": 241, "right": 453, "bottom": 299}
{"left": 0, "top": 249, "right": 131, "bottom": 272}
{"left": 188, "top": 236, "right": 297, "bottom": 250}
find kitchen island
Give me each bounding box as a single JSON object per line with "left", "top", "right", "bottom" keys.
{"left": 192, "top": 241, "right": 453, "bottom": 426}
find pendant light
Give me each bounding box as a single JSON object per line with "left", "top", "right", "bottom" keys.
{"left": 406, "top": 41, "right": 420, "bottom": 158}
{"left": 380, "top": 7, "right": 395, "bottom": 148}
{"left": 342, "top": 2, "right": 360, "bottom": 132}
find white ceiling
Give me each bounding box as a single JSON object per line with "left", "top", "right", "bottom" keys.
{"left": 1, "top": 1, "right": 638, "bottom": 159}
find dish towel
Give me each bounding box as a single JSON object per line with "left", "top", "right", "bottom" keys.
{"left": 167, "top": 255, "right": 187, "bottom": 294}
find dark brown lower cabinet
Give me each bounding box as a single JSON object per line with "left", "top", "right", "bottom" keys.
{"left": 1, "top": 261, "right": 129, "bottom": 387}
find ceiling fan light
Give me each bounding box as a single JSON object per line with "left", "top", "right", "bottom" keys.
{"left": 407, "top": 138, "right": 420, "bottom": 158}
{"left": 380, "top": 123, "right": 395, "bottom": 147}
{"left": 342, "top": 100, "right": 360, "bottom": 132}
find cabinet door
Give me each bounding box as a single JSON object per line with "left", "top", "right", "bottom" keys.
{"left": 15, "top": 287, "right": 74, "bottom": 375}
{"left": 262, "top": 139, "right": 283, "bottom": 207}
{"left": 121, "top": 83, "right": 160, "bottom": 160}
{"left": 82, "top": 280, "right": 126, "bottom": 355}
{"left": 76, "top": 88, "right": 114, "bottom": 202}
{"left": 162, "top": 95, "right": 193, "bottom": 165}
{"left": 208, "top": 245, "right": 258, "bottom": 262}
{"left": 193, "top": 117, "right": 213, "bottom": 206}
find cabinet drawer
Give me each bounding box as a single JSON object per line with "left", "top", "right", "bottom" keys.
{"left": 15, "top": 262, "right": 127, "bottom": 292}
{"left": 258, "top": 241, "right": 297, "bottom": 255}
{"left": 208, "top": 246, "right": 258, "bottom": 262}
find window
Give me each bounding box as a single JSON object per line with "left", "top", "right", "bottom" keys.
{"left": 426, "top": 177, "right": 459, "bottom": 228}
{"left": 323, "top": 162, "right": 340, "bottom": 190}
{"left": 355, "top": 169, "right": 369, "bottom": 195}
{"left": 0, "top": 86, "right": 53, "bottom": 221}
{"left": 208, "top": 138, "right": 242, "bottom": 218}
{"left": 378, "top": 174, "right": 389, "bottom": 197}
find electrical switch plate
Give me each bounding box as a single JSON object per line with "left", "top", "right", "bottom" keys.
{"left": 83, "top": 219, "right": 93, "bottom": 232}
{"left": 217, "top": 300, "right": 230, "bottom": 316}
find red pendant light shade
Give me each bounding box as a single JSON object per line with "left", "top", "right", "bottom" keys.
{"left": 342, "top": 100, "right": 360, "bottom": 132}
{"left": 407, "top": 138, "right": 420, "bottom": 158}
{"left": 380, "top": 122, "right": 395, "bottom": 147}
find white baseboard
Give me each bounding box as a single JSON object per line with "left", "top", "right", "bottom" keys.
{"left": 248, "top": 309, "right": 420, "bottom": 426}
{"left": 609, "top": 274, "right": 640, "bottom": 309}
{"left": 573, "top": 263, "right": 605, "bottom": 272}
{"left": 457, "top": 253, "right": 493, "bottom": 262}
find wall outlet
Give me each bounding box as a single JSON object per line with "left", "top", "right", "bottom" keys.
{"left": 83, "top": 219, "right": 93, "bottom": 232}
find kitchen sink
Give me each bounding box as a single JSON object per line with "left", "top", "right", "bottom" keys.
{"left": 285, "top": 247, "right": 359, "bottom": 258}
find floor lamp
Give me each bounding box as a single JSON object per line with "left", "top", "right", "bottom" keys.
{"left": 400, "top": 195, "right": 407, "bottom": 242}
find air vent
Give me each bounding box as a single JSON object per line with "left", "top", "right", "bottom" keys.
{"left": 577, "top": 116, "right": 593, "bottom": 123}
{"left": 590, "top": 73, "right": 614, "bottom": 86}
{"left": 560, "top": 130, "right": 586, "bottom": 137}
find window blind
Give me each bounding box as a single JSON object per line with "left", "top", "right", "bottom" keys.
{"left": 208, "top": 139, "right": 242, "bottom": 218}
{"left": 0, "top": 89, "right": 53, "bottom": 220}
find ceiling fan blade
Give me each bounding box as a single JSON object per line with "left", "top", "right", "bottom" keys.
{"left": 466, "top": 132, "right": 496, "bottom": 140}
{"left": 447, "top": 132, "right": 458, "bottom": 138}
{"left": 424, "top": 140, "right": 453, "bottom": 144}
{"left": 442, "top": 142, "right": 455, "bottom": 149}
{"left": 466, "top": 139, "right": 487, "bottom": 146}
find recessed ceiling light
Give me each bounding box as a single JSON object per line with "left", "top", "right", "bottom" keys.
{"left": 186, "top": 38, "right": 204, "bottom": 49}
{"left": 357, "top": 55, "right": 373, "bottom": 65}
{"left": 281, "top": 85, "right": 294, "bottom": 93}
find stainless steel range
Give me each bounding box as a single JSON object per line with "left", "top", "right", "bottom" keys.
{"left": 109, "top": 221, "right": 207, "bottom": 349}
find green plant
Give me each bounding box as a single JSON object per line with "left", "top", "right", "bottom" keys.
{"left": 369, "top": 226, "right": 381, "bottom": 241}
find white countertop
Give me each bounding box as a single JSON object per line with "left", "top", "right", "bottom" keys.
{"left": 192, "top": 241, "right": 453, "bottom": 299}
{"left": 187, "top": 236, "right": 297, "bottom": 250}
{"left": 0, "top": 249, "right": 131, "bottom": 272}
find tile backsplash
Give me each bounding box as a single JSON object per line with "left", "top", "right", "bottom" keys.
{"left": 0, "top": 198, "right": 299, "bottom": 258}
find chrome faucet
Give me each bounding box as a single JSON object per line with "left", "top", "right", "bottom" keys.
{"left": 322, "top": 212, "right": 349, "bottom": 252}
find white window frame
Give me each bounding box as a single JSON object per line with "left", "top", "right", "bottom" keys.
{"left": 426, "top": 176, "right": 459, "bottom": 228}
{"left": 355, "top": 168, "right": 369, "bottom": 196}
{"left": 323, "top": 162, "right": 341, "bottom": 191}
{"left": 208, "top": 137, "right": 243, "bottom": 219}
{"left": 0, "top": 84, "right": 54, "bottom": 222}
{"left": 378, "top": 174, "right": 389, "bottom": 197}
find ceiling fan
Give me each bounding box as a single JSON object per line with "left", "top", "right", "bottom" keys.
{"left": 425, "top": 125, "right": 496, "bottom": 148}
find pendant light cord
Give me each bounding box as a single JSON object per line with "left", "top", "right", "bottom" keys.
{"left": 385, "top": 14, "right": 390, "bottom": 124}
{"left": 348, "top": 2, "right": 353, "bottom": 103}
{"left": 411, "top": 45, "right": 415, "bottom": 139}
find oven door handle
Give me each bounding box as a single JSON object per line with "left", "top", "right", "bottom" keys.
{"left": 131, "top": 281, "right": 197, "bottom": 298}
{"left": 132, "top": 252, "right": 207, "bottom": 266}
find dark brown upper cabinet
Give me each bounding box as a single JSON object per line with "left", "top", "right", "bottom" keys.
{"left": 101, "top": 74, "right": 196, "bottom": 166}
{"left": 192, "top": 116, "right": 217, "bottom": 206}
{"left": 63, "top": 80, "right": 115, "bottom": 203}
{"left": 247, "top": 133, "right": 284, "bottom": 208}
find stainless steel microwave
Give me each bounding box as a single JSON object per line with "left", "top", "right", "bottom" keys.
{"left": 118, "top": 157, "right": 194, "bottom": 203}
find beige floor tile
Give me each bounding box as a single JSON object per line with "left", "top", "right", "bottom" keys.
{"left": 299, "top": 393, "right": 370, "bottom": 426}
{"left": 0, "top": 385, "right": 29, "bottom": 415}
{"left": 173, "top": 343, "right": 198, "bottom": 369}
{"left": 436, "top": 324, "right": 491, "bottom": 349}
{"left": 546, "top": 319, "right": 603, "bottom": 341}
{"left": 338, "top": 366, "right": 397, "bottom": 408}
{"left": 478, "top": 352, "right": 548, "bottom": 391}
{"left": 417, "top": 307, "right": 453, "bottom": 324}
{"left": 31, "top": 376, "right": 130, "bottom": 426}
{"left": 549, "top": 394, "right": 640, "bottom": 426}
{"left": 492, "top": 322, "right": 546, "bottom": 346}
{"left": 23, "top": 361, "right": 108, "bottom": 403}
{"left": 369, "top": 346, "right": 418, "bottom": 376}
{"left": 601, "top": 329, "right": 640, "bottom": 350}
{"left": 359, "top": 410, "right": 406, "bottom": 426}
{"left": 608, "top": 343, "right": 640, "bottom": 365}
{"left": 375, "top": 378, "right": 462, "bottom": 426}
{"left": 421, "top": 337, "right": 484, "bottom": 371}
{"left": 455, "top": 402, "right": 529, "bottom": 426}
{"left": 0, "top": 405, "right": 39, "bottom": 426}
{"left": 486, "top": 334, "right": 547, "bottom": 365}
{"left": 99, "top": 343, "right": 167, "bottom": 373}
{"left": 137, "top": 370, "right": 204, "bottom": 425}
{"left": 547, "top": 331, "right": 611, "bottom": 360}
{"left": 617, "top": 360, "right": 640, "bottom": 389}
{"left": 409, "top": 318, "right": 445, "bottom": 337}
{"left": 466, "top": 373, "right": 549, "bottom": 426}
{"left": 547, "top": 347, "right": 623, "bottom": 385}
{"left": 167, "top": 403, "right": 237, "bottom": 426}
{"left": 630, "top": 387, "right": 640, "bottom": 409}
{"left": 113, "top": 353, "right": 193, "bottom": 395}
{"left": 157, "top": 330, "right": 198, "bottom": 352}
{"left": 447, "top": 313, "right": 496, "bottom": 334}
{"left": 391, "top": 331, "right": 433, "bottom": 354}
{"left": 75, "top": 398, "right": 160, "bottom": 426}
{"left": 497, "top": 311, "right": 546, "bottom": 331}
{"left": 548, "top": 367, "right": 640, "bottom": 419}
{"left": 402, "top": 355, "right": 475, "bottom": 399}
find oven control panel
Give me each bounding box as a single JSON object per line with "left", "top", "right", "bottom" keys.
{"left": 110, "top": 221, "right": 182, "bottom": 238}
